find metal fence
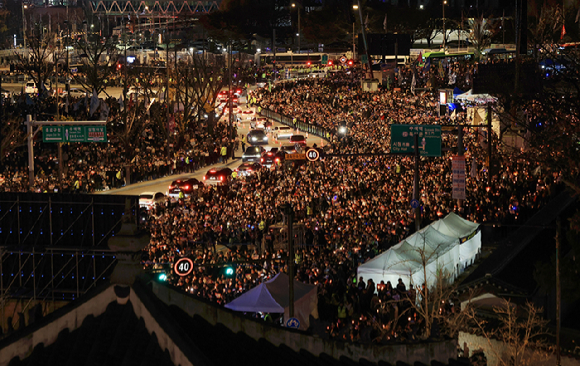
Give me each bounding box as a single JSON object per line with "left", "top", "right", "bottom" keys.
{"left": 260, "top": 108, "right": 334, "bottom": 141}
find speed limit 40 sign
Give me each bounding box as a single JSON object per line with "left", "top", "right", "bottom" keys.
{"left": 174, "top": 257, "right": 193, "bottom": 276}
{"left": 306, "top": 148, "right": 320, "bottom": 162}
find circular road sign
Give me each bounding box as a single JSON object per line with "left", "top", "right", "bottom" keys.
{"left": 286, "top": 317, "right": 300, "bottom": 329}
{"left": 410, "top": 199, "right": 420, "bottom": 209}
{"left": 306, "top": 148, "right": 320, "bottom": 162}
{"left": 174, "top": 257, "right": 193, "bottom": 277}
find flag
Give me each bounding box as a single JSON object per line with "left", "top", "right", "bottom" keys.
{"left": 118, "top": 94, "right": 124, "bottom": 111}
{"left": 411, "top": 73, "right": 416, "bottom": 95}
{"left": 417, "top": 51, "right": 422, "bottom": 64}
{"left": 383, "top": 14, "right": 387, "bottom": 32}
{"left": 576, "top": 7, "right": 580, "bottom": 23}
{"left": 365, "top": 14, "right": 369, "bottom": 29}
{"left": 89, "top": 88, "right": 99, "bottom": 116}
{"left": 560, "top": 24, "right": 566, "bottom": 40}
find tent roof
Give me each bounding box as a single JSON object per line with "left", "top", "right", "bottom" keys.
{"left": 455, "top": 89, "right": 497, "bottom": 103}
{"left": 402, "top": 225, "right": 459, "bottom": 257}
{"left": 224, "top": 273, "right": 317, "bottom": 313}
{"left": 430, "top": 212, "right": 479, "bottom": 238}
{"left": 224, "top": 282, "right": 284, "bottom": 313}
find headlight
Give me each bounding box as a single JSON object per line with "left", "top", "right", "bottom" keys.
{"left": 252, "top": 137, "right": 257, "bottom": 141}
{"left": 263, "top": 137, "right": 268, "bottom": 141}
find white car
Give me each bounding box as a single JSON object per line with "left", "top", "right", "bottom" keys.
{"left": 139, "top": 191, "right": 165, "bottom": 210}
{"left": 66, "top": 88, "right": 89, "bottom": 98}
{"left": 25, "top": 81, "right": 38, "bottom": 94}
{"left": 273, "top": 126, "right": 294, "bottom": 139}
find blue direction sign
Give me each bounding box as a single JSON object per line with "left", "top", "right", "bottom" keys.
{"left": 286, "top": 317, "right": 300, "bottom": 329}
{"left": 390, "top": 124, "right": 442, "bottom": 157}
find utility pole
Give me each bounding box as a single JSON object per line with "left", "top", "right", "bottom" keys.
{"left": 442, "top": 0, "right": 447, "bottom": 49}
{"left": 355, "top": 0, "right": 374, "bottom": 79}
{"left": 228, "top": 40, "right": 233, "bottom": 138}
{"left": 166, "top": 30, "right": 170, "bottom": 158}
{"left": 272, "top": 29, "right": 276, "bottom": 84}
{"left": 556, "top": 216, "right": 561, "bottom": 366}
{"left": 286, "top": 203, "right": 295, "bottom": 318}
{"left": 486, "top": 104, "right": 492, "bottom": 185}
{"left": 413, "top": 134, "right": 421, "bottom": 231}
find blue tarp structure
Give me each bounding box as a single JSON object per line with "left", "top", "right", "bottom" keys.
{"left": 453, "top": 87, "right": 465, "bottom": 97}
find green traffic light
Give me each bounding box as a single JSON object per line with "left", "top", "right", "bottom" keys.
{"left": 225, "top": 267, "right": 234, "bottom": 276}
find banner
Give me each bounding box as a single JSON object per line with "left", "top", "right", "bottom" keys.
{"left": 452, "top": 155, "right": 466, "bottom": 200}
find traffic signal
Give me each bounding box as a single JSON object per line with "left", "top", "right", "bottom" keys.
{"left": 328, "top": 60, "right": 333, "bottom": 66}
{"left": 158, "top": 273, "right": 167, "bottom": 281}
{"left": 225, "top": 266, "right": 234, "bottom": 276}
{"left": 306, "top": 61, "right": 311, "bottom": 67}
{"left": 347, "top": 60, "right": 354, "bottom": 66}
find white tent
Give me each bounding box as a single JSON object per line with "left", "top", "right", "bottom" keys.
{"left": 224, "top": 272, "right": 318, "bottom": 330}
{"left": 357, "top": 214, "right": 480, "bottom": 290}
{"left": 455, "top": 89, "right": 497, "bottom": 104}
{"left": 429, "top": 213, "right": 481, "bottom": 271}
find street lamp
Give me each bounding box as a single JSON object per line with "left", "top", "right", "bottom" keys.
{"left": 22, "top": 3, "right": 28, "bottom": 50}
{"left": 291, "top": 3, "right": 300, "bottom": 55}
{"left": 352, "top": 4, "right": 358, "bottom": 58}
{"left": 442, "top": 0, "right": 447, "bottom": 49}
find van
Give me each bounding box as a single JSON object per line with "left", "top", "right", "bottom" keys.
{"left": 308, "top": 70, "right": 326, "bottom": 78}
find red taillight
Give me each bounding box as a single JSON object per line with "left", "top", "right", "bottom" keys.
{"left": 168, "top": 185, "right": 173, "bottom": 189}
{"left": 219, "top": 176, "right": 224, "bottom": 181}
{"left": 203, "top": 176, "right": 206, "bottom": 180}
{"left": 184, "top": 185, "right": 189, "bottom": 190}
{"left": 275, "top": 158, "right": 280, "bottom": 162}
{"left": 209, "top": 169, "right": 216, "bottom": 173}
{"left": 261, "top": 158, "right": 264, "bottom": 162}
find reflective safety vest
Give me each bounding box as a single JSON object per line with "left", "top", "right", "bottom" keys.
{"left": 74, "top": 180, "right": 80, "bottom": 189}
{"left": 231, "top": 171, "right": 238, "bottom": 179}
{"left": 220, "top": 146, "right": 227, "bottom": 156}
{"left": 185, "top": 157, "right": 190, "bottom": 164}
{"left": 258, "top": 220, "right": 266, "bottom": 231}
{"left": 178, "top": 191, "right": 185, "bottom": 199}
{"left": 396, "top": 165, "right": 401, "bottom": 174}
{"left": 116, "top": 170, "right": 122, "bottom": 179}
{"left": 337, "top": 306, "right": 347, "bottom": 319}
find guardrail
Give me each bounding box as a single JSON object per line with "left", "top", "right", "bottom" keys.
{"left": 260, "top": 108, "right": 333, "bottom": 142}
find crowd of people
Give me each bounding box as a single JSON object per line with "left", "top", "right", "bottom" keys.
{"left": 143, "top": 65, "right": 559, "bottom": 342}
{"left": 1, "top": 60, "right": 561, "bottom": 343}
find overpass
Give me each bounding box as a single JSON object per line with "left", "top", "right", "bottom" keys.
{"left": 89, "top": 0, "right": 221, "bottom": 17}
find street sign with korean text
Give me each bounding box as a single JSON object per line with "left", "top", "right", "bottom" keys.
{"left": 43, "top": 126, "right": 107, "bottom": 143}
{"left": 285, "top": 153, "right": 306, "bottom": 161}
{"left": 321, "top": 54, "right": 328, "bottom": 65}
{"left": 390, "top": 124, "right": 441, "bottom": 157}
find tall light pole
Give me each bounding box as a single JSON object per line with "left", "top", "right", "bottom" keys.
{"left": 22, "top": 3, "right": 27, "bottom": 50}
{"left": 291, "top": 3, "right": 300, "bottom": 55}
{"left": 354, "top": 1, "right": 373, "bottom": 80}
{"left": 442, "top": 0, "right": 447, "bottom": 49}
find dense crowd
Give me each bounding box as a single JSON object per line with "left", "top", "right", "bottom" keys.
{"left": 0, "top": 60, "right": 561, "bottom": 342}
{"left": 143, "top": 66, "right": 559, "bottom": 342}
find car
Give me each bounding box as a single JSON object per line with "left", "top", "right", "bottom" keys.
{"left": 139, "top": 191, "right": 165, "bottom": 209}
{"left": 66, "top": 88, "right": 89, "bottom": 98}
{"left": 280, "top": 145, "right": 298, "bottom": 155}
{"left": 242, "top": 145, "right": 265, "bottom": 162}
{"left": 203, "top": 167, "right": 233, "bottom": 185}
{"left": 273, "top": 126, "right": 294, "bottom": 139}
{"left": 235, "top": 162, "right": 261, "bottom": 177}
{"left": 242, "top": 109, "right": 254, "bottom": 119}
{"left": 290, "top": 134, "right": 307, "bottom": 147}
{"left": 247, "top": 129, "right": 268, "bottom": 145}
{"left": 167, "top": 178, "right": 203, "bottom": 198}
{"left": 255, "top": 117, "right": 267, "bottom": 129}
{"left": 25, "top": 81, "right": 38, "bottom": 94}
{"left": 260, "top": 149, "right": 281, "bottom": 168}
{"left": 308, "top": 70, "right": 327, "bottom": 78}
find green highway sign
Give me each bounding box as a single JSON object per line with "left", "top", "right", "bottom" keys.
{"left": 390, "top": 124, "right": 442, "bottom": 157}
{"left": 42, "top": 126, "right": 107, "bottom": 143}
{"left": 361, "top": 54, "right": 368, "bottom": 65}
{"left": 321, "top": 54, "right": 328, "bottom": 65}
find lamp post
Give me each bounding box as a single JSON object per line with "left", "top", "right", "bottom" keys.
{"left": 291, "top": 3, "right": 300, "bottom": 55}
{"left": 353, "top": 1, "right": 373, "bottom": 79}
{"left": 442, "top": 0, "right": 447, "bottom": 49}
{"left": 22, "top": 3, "right": 27, "bottom": 50}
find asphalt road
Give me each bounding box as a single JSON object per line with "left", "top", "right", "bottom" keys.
{"left": 100, "top": 106, "right": 327, "bottom": 197}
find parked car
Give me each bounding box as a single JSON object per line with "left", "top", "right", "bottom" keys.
{"left": 273, "top": 126, "right": 294, "bottom": 139}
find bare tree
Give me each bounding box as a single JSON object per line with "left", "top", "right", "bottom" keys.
{"left": 0, "top": 117, "right": 26, "bottom": 162}
{"left": 74, "top": 31, "right": 118, "bottom": 96}
{"left": 528, "top": 4, "right": 564, "bottom": 61}
{"left": 466, "top": 300, "right": 552, "bottom": 366}
{"left": 468, "top": 15, "right": 498, "bottom": 60}
{"left": 14, "top": 25, "right": 61, "bottom": 93}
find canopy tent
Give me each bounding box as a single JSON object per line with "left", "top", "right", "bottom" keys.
{"left": 453, "top": 87, "right": 465, "bottom": 97}
{"left": 455, "top": 89, "right": 497, "bottom": 104}
{"left": 357, "top": 214, "right": 480, "bottom": 290}
{"left": 224, "top": 272, "right": 318, "bottom": 330}
{"left": 429, "top": 213, "right": 481, "bottom": 270}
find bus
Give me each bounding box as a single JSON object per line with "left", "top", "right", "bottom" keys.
{"left": 421, "top": 51, "right": 474, "bottom": 65}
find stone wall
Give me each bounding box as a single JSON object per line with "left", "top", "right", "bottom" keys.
{"left": 152, "top": 281, "right": 458, "bottom": 365}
